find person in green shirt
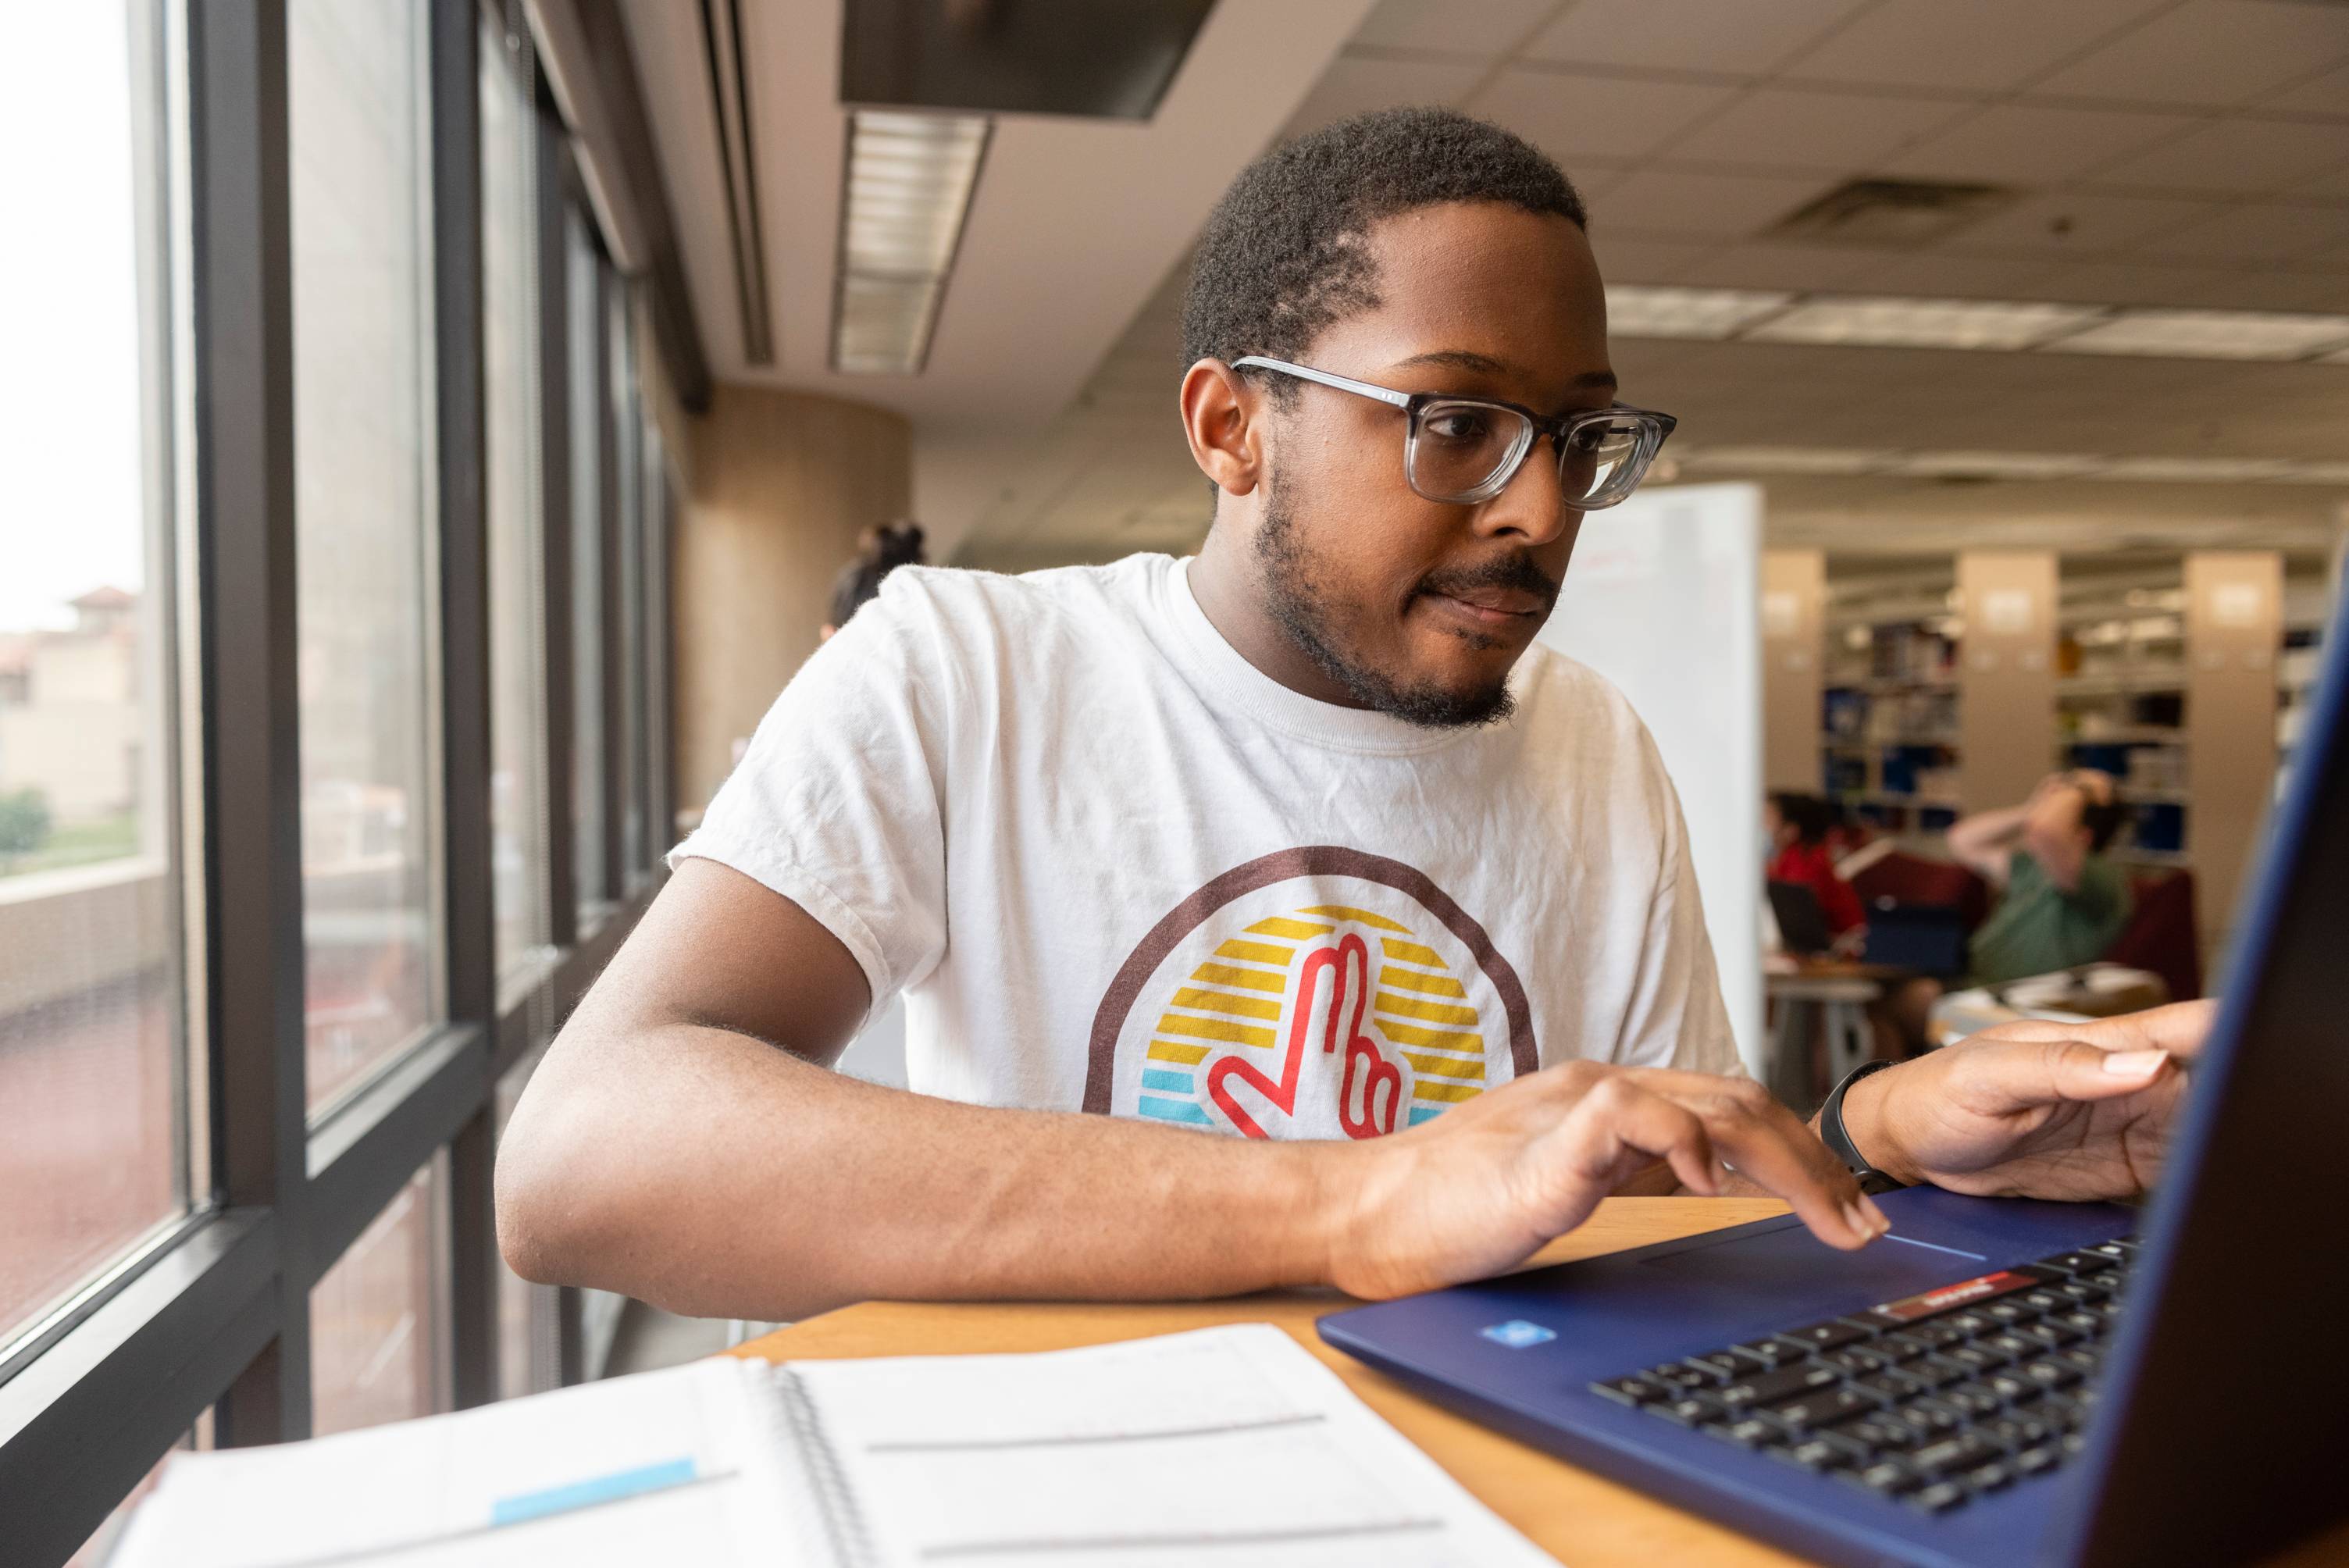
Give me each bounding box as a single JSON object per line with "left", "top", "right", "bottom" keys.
{"left": 1949, "top": 769, "right": 2134, "bottom": 985}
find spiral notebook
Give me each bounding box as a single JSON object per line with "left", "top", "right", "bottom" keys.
{"left": 112, "top": 1324, "right": 1554, "bottom": 1567}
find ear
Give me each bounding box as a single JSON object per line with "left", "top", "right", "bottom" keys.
{"left": 1178, "top": 358, "right": 1264, "bottom": 498}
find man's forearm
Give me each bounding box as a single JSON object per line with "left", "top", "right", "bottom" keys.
{"left": 497, "top": 1017, "right": 1341, "bottom": 1320}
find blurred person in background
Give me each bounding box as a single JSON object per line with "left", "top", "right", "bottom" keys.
{"left": 1764, "top": 791, "right": 1866, "bottom": 945}
{"left": 1950, "top": 768, "right": 2133, "bottom": 986}
{"left": 822, "top": 520, "right": 926, "bottom": 641}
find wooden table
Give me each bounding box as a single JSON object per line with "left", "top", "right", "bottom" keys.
{"left": 737, "top": 1196, "right": 2349, "bottom": 1566}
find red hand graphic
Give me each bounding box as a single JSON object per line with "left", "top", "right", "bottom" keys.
{"left": 1207, "top": 933, "right": 1401, "bottom": 1139}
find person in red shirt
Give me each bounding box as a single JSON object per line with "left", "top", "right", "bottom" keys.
{"left": 1766, "top": 793, "right": 1866, "bottom": 940}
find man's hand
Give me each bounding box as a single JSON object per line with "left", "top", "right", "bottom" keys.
{"left": 1324, "top": 1063, "right": 1889, "bottom": 1300}
{"left": 1841, "top": 1000, "right": 2215, "bottom": 1201}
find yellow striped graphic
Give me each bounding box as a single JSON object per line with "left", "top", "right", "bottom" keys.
{"left": 1380, "top": 964, "right": 1468, "bottom": 999}
{"left": 1374, "top": 990, "right": 1479, "bottom": 1028}
{"left": 1214, "top": 939, "right": 1296, "bottom": 968}
{"left": 1246, "top": 916, "right": 1335, "bottom": 940}
{"left": 1193, "top": 961, "right": 1287, "bottom": 994}
{"left": 1413, "top": 1079, "right": 1483, "bottom": 1103}
{"left": 1147, "top": 1039, "right": 1210, "bottom": 1064}
{"left": 1157, "top": 1012, "right": 1277, "bottom": 1049}
{"left": 1402, "top": 1051, "right": 1485, "bottom": 1080}
{"left": 1373, "top": 1018, "right": 1482, "bottom": 1053}
{"left": 1300, "top": 904, "right": 1411, "bottom": 932}
{"left": 1171, "top": 986, "right": 1281, "bottom": 1021}
{"left": 1380, "top": 937, "right": 1445, "bottom": 967}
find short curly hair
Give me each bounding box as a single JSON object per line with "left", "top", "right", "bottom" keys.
{"left": 1181, "top": 107, "right": 1588, "bottom": 394}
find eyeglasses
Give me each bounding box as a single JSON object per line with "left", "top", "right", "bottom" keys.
{"left": 1232, "top": 355, "right": 1677, "bottom": 511}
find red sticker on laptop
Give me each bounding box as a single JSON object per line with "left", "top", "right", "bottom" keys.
{"left": 1866, "top": 1269, "right": 2040, "bottom": 1324}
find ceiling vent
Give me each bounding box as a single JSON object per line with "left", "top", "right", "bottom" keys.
{"left": 1768, "top": 178, "right": 2017, "bottom": 248}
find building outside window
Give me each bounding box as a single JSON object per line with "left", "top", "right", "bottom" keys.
{"left": 0, "top": 0, "right": 201, "bottom": 1361}
{"left": 287, "top": 0, "right": 442, "bottom": 1114}
{"left": 481, "top": 10, "right": 549, "bottom": 978}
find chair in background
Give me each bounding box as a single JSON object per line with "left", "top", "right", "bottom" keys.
{"left": 1848, "top": 850, "right": 1991, "bottom": 933}
{"left": 2104, "top": 868, "right": 2202, "bottom": 1003}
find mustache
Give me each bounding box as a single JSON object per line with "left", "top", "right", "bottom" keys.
{"left": 1415, "top": 554, "right": 1562, "bottom": 607}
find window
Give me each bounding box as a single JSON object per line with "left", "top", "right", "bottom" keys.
{"left": 481, "top": 14, "right": 547, "bottom": 977}
{"left": 494, "top": 1052, "right": 557, "bottom": 1401}
{"left": 608, "top": 279, "right": 647, "bottom": 880}
{"left": 63, "top": 1411, "right": 211, "bottom": 1568}
{"left": 311, "top": 1157, "right": 449, "bottom": 1437}
{"left": 568, "top": 210, "right": 608, "bottom": 918}
{"left": 0, "top": 0, "right": 199, "bottom": 1356}
{"left": 288, "top": 0, "right": 440, "bottom": 1112}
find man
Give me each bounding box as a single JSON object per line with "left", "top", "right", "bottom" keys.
{"left": 1950, "top": 769, "right": 2134, "bottom": 985}
{"left": 498, "top": 110, "right": 2205, "bottom": 1321}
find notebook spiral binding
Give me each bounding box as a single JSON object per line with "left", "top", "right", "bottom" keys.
{"left": 774, "top": 1366, "right": 880, "bottom": 1568}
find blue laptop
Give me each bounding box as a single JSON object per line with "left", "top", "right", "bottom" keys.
{"left": 1322, "top": 584, "right": 2349, "bottom": 1568}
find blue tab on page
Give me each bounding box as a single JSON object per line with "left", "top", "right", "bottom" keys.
{"left": 489, "top": 1456, "right": 700, "bottom": 1526}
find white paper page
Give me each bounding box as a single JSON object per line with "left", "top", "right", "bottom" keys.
{"left": 791, "top": 1324, "right": 1556, "bottom": 1566}
{"left": 110, "top": 1359, "right": 803, "bottom": 1568}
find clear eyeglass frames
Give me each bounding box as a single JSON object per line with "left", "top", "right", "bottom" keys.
{"left": 1231, "top": 355, "right": 1677, "bottom": 510}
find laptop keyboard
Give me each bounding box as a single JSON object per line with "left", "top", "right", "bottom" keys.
{"left": 1589, "top": 1237, "right": 2133, "bottom": 1515}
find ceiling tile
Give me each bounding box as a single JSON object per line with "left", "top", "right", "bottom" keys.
{"left": 2090, "top": 116, "right": 2349, "bottom": 196}
{"left": 1661, "top": 86, "right": 1974, "bottom": 172}
{"left": 1520, "top": 0, "right": 1870, "bottom": 77}
{"left": 1880, "top": 103, "right": 2201, "bottom": 184}
{"left": 2140, "top": 201, "right": 2349, "bottom": 262}
{"left": 1782, "top": 0, "right": 2169, "bottom": 94}
{"left": 1835, "top": 251, "right": 2066, "bottom": 299}
{"left": 1590, "top": 168, "right": 1843, "bottom": 240}
{"left": 2030, "top": 0, "right": 2349, "bottom": 108}
{"left": 2015, "top": 258, "right": 2236, "bottom": 307}
{"left": 1350, "top": 0, "right": 1560, "bottom": 58}
{"left": 1588, "top": 234, "right": 1719, "bottom": 283}
{"left": 1278, "top": 53, "right": 1489, "bottom": 139}
{"left": 1672, "top": 239, "right": 1885, "bottom": 291}
{"left": 1470, "top": 66, "right": 1741, "bottom": 162}
{"left": 1946, "top": 191, "right": 2225, "bottom": 255}
{"left": 2260, "top": 60, "right": 2349, "bottom": 117}
{"left": 2195, "top": 266, "right": 2349, "bottom": 312}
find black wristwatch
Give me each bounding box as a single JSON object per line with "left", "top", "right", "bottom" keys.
{"left": 1820, "top": 1060, "right": 1909, "bottom": 1196}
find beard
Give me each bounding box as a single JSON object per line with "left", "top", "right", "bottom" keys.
{"left": 1251, "top": 471, "right": 1551, "bottom": 730}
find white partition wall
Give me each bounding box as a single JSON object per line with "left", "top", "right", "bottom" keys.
{"left": 1538, "top": 483, "right": 1765, "bottom": 1074}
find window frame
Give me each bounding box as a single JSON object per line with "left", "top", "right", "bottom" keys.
{"left": 0, "top": 5, "right": 674, "bottom": 1561}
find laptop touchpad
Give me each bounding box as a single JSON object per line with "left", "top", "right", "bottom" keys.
{"left": 1636, "top": 1227, "right": 1978, "bottom": 1320}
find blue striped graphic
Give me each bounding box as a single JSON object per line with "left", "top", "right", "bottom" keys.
{"left": 1139, "top": 1067, "right": 1195, "bottom": 1094}
{"left": 1136, "top": 1094, "right": 1212, "bottom": 1125}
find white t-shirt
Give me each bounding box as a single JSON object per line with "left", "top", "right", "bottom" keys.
{"left": 672, "top": 552, "right": 1738, "bottom": 1140}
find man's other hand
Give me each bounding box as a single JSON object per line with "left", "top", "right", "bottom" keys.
{"left": 1841, "top": 1000, "right": 2215, "bottom": 1201}
{"left": 1324, "top": 1063, "right": 1888, "bottom": 1301}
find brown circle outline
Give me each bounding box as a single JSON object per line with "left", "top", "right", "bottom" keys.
{"left": 1082, "top": 846, "right": 1537, "bottom": 1114}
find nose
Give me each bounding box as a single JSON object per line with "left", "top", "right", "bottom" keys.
{"left": 1471, "top": 432, "right": 1577, "bottom": 547}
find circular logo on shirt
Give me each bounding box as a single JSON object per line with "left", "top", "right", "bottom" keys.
{"left": 1084, "top": 847, "right": 1535, "bottom": 1139}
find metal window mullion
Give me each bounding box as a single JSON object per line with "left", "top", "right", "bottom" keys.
{"left": 423, "top": 0, "right": 498, "bottom": 1415}
{"left": 188, "top": 0, "right": 312, "bottom": 1449}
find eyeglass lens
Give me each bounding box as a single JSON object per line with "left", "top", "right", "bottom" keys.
{"left": 1410, "top": 401, "right": 1652, "bottom": 507}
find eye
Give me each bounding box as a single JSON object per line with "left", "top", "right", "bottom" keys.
{"left": 1424, "top": 408, "right": 1493, "bottom": 442}
{"left": 1565, "top": 422, "right": 1610, "bottom": 454}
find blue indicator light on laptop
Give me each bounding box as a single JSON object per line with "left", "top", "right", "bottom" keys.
{"left": 1480, "top": 1319, "right": 1556, "bottom": 1349}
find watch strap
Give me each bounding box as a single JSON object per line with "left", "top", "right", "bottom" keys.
{"left": 1820, "top": 1058, "right": 1907, "bottom": 1193}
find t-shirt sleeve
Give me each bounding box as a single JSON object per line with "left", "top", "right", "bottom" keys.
{"left": 665, "top": 574, "right": 954, "bottom": 1014}
{"left": 1613, "top": 736, "right": 1745, "bottom": 1080}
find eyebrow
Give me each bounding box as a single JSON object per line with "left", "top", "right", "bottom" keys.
{"left": 1392, "top": 349, "right": 1618, "bottom": 393}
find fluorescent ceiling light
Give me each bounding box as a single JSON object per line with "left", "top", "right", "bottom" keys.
{"left": 2091, "top": 457, "right": 2295, "bottom": 483}
{"left": 1681, "top": 446, "right": 1895, "bottom": 476}
{"left": 832, "top": 111, "right": 991, "bottom": 375}
{"left": 1605, "top": 285, "right": 1791, "bottom": 340}
{"left": 1888, "top": 451, "right": 2100, "bottom": 480}
{"left": 2045, "top": 309, "right": 2349, "bottom": 362}
{"left": 1744, "top": 295, "right": 2105, "bottom": 351}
